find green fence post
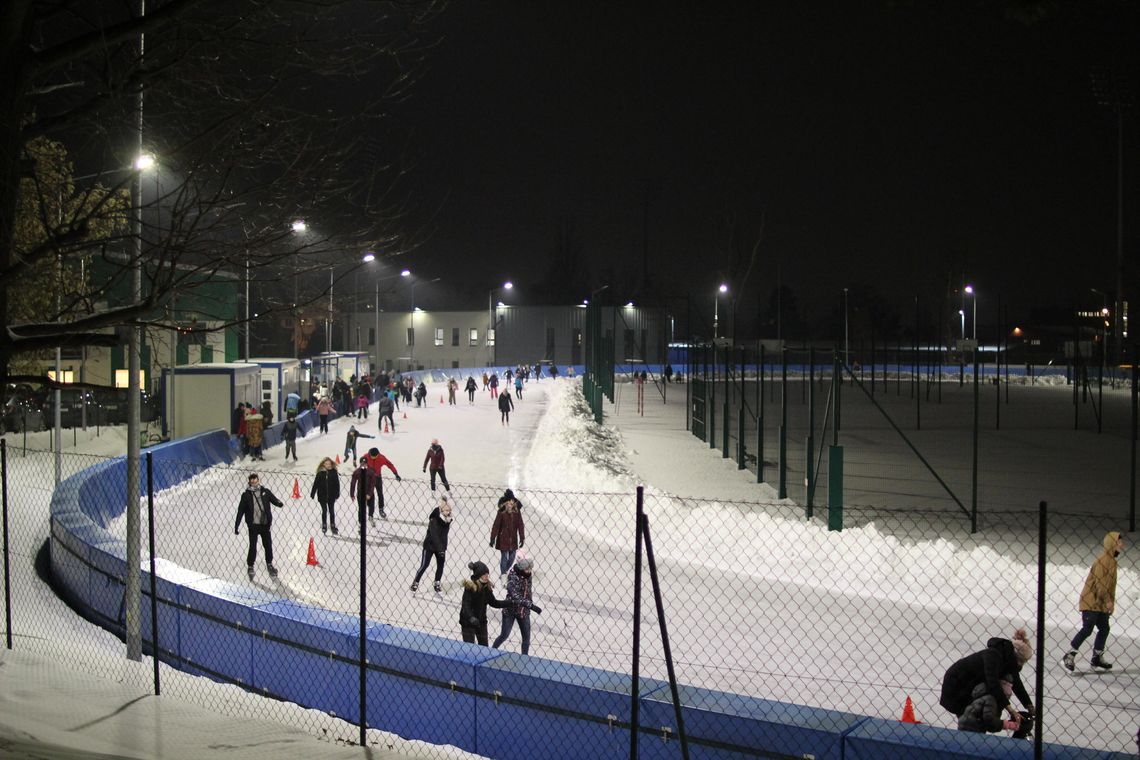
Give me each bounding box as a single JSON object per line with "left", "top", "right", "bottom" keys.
{"left": 828, "top": 445, "right": 844, "bottom": 531}
{"left": 778, "top": 347, "right": 788, "bottom": 499}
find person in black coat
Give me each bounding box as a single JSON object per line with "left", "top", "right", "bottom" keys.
{"left": 234, "top": 473, "right": 284, "bottom": 577}
{"left": 497, "top": 388, "right": 514, "bottom": 426}
{"left": 459, "top": 560, "right": 507, "bottom": 645}
{"left": 940, "top": 629, "right": 1035, "bottom": 733}
{"left": 411, "top": 496, "right": 452, "bottom": 592}
{"left": 309, "top": 457, "right": 341, "bottom": 535}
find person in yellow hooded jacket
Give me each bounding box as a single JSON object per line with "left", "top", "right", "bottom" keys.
{"left": 1063, "top": 531, "right": 1124, "bottom": 672}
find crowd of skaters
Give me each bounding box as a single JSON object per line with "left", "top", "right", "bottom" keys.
{"left": 231, "top": 366, "right": 558, "bottom": 654}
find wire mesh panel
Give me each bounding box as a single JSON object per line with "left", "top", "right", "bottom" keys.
{"left": 5, "top": 433, "right": 1140, "bottom": 756}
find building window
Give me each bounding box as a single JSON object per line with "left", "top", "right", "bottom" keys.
{"left": 368, "top": 328, "right": 375, "bottom": 346}
{"left": 452, "top": 327, "right": 459, "bottom": 347}
{"left": 469, "top": 328, "right": 479, "bottom": 346}
{"left": 451, "top": 360, "right": 459, "bottom": 369}
{"left": 47, "top": 369, "right": 75, "bottom": 383}
{"left": 434, "top": 327, "right": 444, "bottom": 347}
{"left": 546, "top": 327, "right": 555, "bottom": 360}
{"left": 407, "top": 327, "right": 414, "bottom": 347}
{"left": 114, "top": 370, "right": 145, "bottom": 389}
{"left": 487, "top": 328, "right": 496, "bottom": 347}
{"left": 623, "top": 328, "right": 635, "bottom": 359}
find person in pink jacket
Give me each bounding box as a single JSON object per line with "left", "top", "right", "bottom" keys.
{"left": 317, "top": 396, "right": 332, "bottom": 433}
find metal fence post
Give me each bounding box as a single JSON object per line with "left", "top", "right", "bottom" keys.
{"left": 630, "top": 486, "right": 644, "bottom": 760}
{"left": 2, "top": 439, "right": 10, "bottom": 650}
{"left": 828, "top": 351, "right": 843, "bottom": 531}
{"left": 757, "top": 345, "right": 765, "bottom": 484}
{"left": 1034, "top": 500, "right": 1047, "bottom": 760}
{"left": 145, "top": 452, "right": 160, "bottom": 694}
{"left": 806, "top": 347, "right": 815, "bottom": 519}
{"left": 972, "top": 346, "right": 980, "bottom": 534}
{"left": 778, "top": 348, "right": 788, "bottom": 499}
{"left": 359, "top": 502, "right": 368, "bottom": 746}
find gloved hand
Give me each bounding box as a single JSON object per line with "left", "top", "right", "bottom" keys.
{"left": 422, "top": 468, "right": 426, "bottom": 473}
{"left": 518, "top": 540, "right": 524, "bottom": 548}
{"left": 489, "top": 540, "right": 495, "bottom": 548}
{"left": 395, "top": 475, "right": 402, "bottom": 482}
{"left": 234, "top": 529, "right": 239, "bottom": 535}
{"left": 530, "top": 604, "right": 543, "bottom": 615}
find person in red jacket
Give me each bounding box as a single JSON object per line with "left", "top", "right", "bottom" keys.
{"left": 364, "top": 446, "right": 401, "bottom": 520}
{"left": 422, "top": 438, "right": 450, "bottom": 492}
{"left": 490, "top": 494, "right": 524, "bottom": 580}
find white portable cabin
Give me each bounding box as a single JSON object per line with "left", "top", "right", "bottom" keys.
{"left": 337, "top": 351, "right": 370, "bottom": 381}
{"left": 162, "top": 362, "right": 260, "bottom": 440}
{"left": 247, "top": 357, "right": 302, "bottom": 421}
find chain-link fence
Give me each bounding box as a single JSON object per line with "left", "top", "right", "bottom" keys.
{"left": 4, "top": 438, "right": 1140, "bottom": 757}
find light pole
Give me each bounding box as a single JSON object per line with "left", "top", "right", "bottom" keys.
{"left": 959, "top": 310, "right": 966, "bottom": 341}
{"left": 713, "top": 283, "right": 727, "bottom": 339}
{"left": 964, "top": 284, "right": 978, "bottom": 341}
{"left": 489, "top": 281, "right": 513, "bottom": 366}
{"left": 405, "top": 272, "right": 439, "bottom": 371}
{"left": 326, "top": 265, "right": 333, "bottom": 354}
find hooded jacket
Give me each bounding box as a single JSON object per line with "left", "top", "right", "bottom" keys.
{"left": 939, "top": 637, "right": 1030, "bottom": 716}
{"left": 422, "top": 506, "right": 452, "bottom": 554}
{"left": 310, "top": 467, "right": 340, "bottom": 502}
{"left": 957, "top": 682, "right": 1007, "bottom": 733}
{"left": 490, "top": 499, "right": 524, "bottom": 550}
{"left": 1079, "top": 531, "right": 1121, "bottom": 613}
{"left": 377, "top": 395, "right": 394, "bottom": 416}
{"left": 282, "top": 418, "right": 299, "bottom": 441}
{"left": 234, "top": 486, "right": 283, "bottom": 531}
{"left": 459, "top": 578, "right": 506, "bottom": 626}
{"left": 423, "top": 443, "right": 446, "bottom": 471}
{"left": 497, "top": 392, "right": 514, "bottom": 412}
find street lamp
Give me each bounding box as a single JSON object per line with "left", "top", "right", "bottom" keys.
{"left": 713, "top": 283, "right": 728, "bottom": 339}
{"left": 959, "top": 309, "right": 966, "bottom": 341}
{"left": 489, "top": 281, "right": 513, "bottom": 366}
{"left": 964, "top": 284, "right": 977, "bottom": 341}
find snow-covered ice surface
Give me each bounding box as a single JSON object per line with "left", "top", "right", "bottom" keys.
{"left": 4, "top": 374, "right": 1140, "bottom": 755}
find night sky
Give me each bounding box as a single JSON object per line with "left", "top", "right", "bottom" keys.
{"left": 392, "top": 2, "right": 1136, "bottom": 337}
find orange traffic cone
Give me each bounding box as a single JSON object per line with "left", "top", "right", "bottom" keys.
{"left": 403, "top": 411, "right": 407, "bottom": 419}
{"left": 335, "top": 454, "right": 341, "bottom": 464}
{"left": 292, "top": 478, "right": 301, "bottom": 499}
{"left": 440, "top": 395, "right": 444, "bottom": 404}
{"left": 900, "top": 696, "right": 918, "bottom": 724}
{"left": 383, "top": 418, "right": 389, "bottom": 433}
{"left": 306, "top": 537, "right": 320, "bottom": 566}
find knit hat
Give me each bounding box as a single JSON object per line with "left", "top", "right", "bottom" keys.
{"left": 368, "top": 447, "right": 380, "bottom": 457}
{"left": 1011, "top": 628, "right": 1033, "bottom": 666}
{"left": 503, "top": 488, "right": 514, "bottom": 500}
{"left": 468, "top": 561, "right": 490, "bottom": 579}
{"left": 514, "top": 556, "right": 534, "bottom": 573}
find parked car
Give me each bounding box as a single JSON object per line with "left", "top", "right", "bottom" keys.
{"left": 2, "top": 384, "right": 46, "bottom": 433}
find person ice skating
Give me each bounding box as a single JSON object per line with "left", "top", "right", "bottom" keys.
{"left": 490, "top": 493, "right": 524, "bottom": 578}
{"left": 234, "top": 473, "right": 283, "bottom": 578}
{"left": 350, "top": 457, "right": 376, "bottom": 528}
{"left": 447, "top": 377, "right": 458, "bottom": 405}
{"left": 957, "top": 675, "right": 1023, "bottom": 734}
{"left": 492, "top": 553, "right": 542, "bottom": 654}
{"left": 497, "top": 387, "right": 514, "bottom": 426}
{"left": 310, "top": 457, "right": 341, "bottom": 535}
{"left": 355, "top": 392, "right": 369, "bottom": 419}
{"left": 259, "top": 400, "right": 274, "bottom": 427}
{"left": 364, "top": 446, "right": 401, "bottom": 520}
{"left": 465, "top": 376, "right": 478, "bottom": 404}
{"left": 567, "top": 366, "right": 575, "bottom": 378}
{"left": 489, "top": 372, "right": 499, "bottom": 398}
{"left": 244, "top": 408, "right": 265, "bottom": 461}
{"left": 415, "top": 381, "right": 427, "bottom": 407}
{"left": 377, "top": 392, "right": 396, "bottom": 433}
{"left": 344, "top": 424, "right": 374, "bottom": 466}
{"left": 481, "top": 371, "right": 489, "bottom": 391}
{"left": 1063, "top": 531, "right": 1124, "bottom": 672}
{"left": 940, "top": 628, "right": 1035, "bottom": 736}
{"left": 549, "top": 364, "right": 559, "bottom": 379}
{"left": 422, "top": 438, "right": 451, "bottom": 492}
{"left": 317, "top": 396, "right": 332, "bottom": 433}
{"left": 514, "top": 375, "right": 523, "bottom": 399}
{"left": 411, "top": 496, "right": 452, "bottom": 592}
{"left": 459, "top": 561, "right": 507, "bottom": 646}
{"left": 282, "top": 413, "right": 299, "bottom": 462}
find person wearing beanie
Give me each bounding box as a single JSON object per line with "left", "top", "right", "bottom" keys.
{"left": 492, "top": 553, "right": 543, "bottom": 654}
{"left": 458, "top": 561, "right": 507, "bottom": 645}
{"left": 1064, "top": 531, "right": 1124, "bottom": 672}
{"left": 411, "top": 496, "right": 452, "bottom": 593}
{"left": 490, "top": 494, "right": 525, "bottom": 579}
{"left": 939, "top": 628, "right": 1035, "bottom": 734}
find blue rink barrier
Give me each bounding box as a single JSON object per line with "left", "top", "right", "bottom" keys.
{"left": 49, "top": 429, "right": 1125, "bottom": 758}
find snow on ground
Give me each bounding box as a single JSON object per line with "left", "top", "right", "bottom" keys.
{"left": 5, "top": 374, "right": 1140, "bottom": 755}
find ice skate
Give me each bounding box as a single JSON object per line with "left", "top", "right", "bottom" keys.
{"left": 267, "top": 563, "right": 279, "bottom": 577}
{"left": 410, "top": 581, "right": 419, "bottom": 592}
{"left": 331, "top": 526, "right": 339, "bottom": 535}
{"left": 1091, "top": 651, "right": 1113, "bottom": 671}
{"left": 433, "top": 581, "right": 442, "bottom": 593}
{"left": 246, "top": 565, "right": 254, "bottom": 580}
{"left": 1062, "top": 650, "right": 1076, "bottom": 671}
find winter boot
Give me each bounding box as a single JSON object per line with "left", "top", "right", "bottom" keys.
{"left": 1091, "top": 651, "right": 1113, "bottom": 671}
{"left": 267, "top": 563, "right": 279, "bottom": 578}
{"left": 433, "top": 581, "right": 442, "bottom": 593}
{"left": 331, "top": 526, "right": 339, "bottom": 535}
{"left": 246, "top": 565, "right": 255, "bottom": 580}
{"left": 410, "top": 582, "right": 419, "bottom": 592}
{"left": 1062, "top": 650, "right": 1076, "bottom": 671}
